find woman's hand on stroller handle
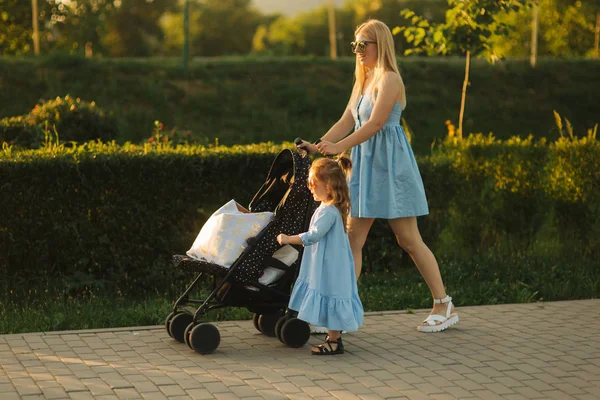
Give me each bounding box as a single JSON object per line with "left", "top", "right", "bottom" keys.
{"left": 315, "top": 140, "right": 343, "bottom": 156}
{"left": 294, "top": 137, "right": 318, "bottom": 155}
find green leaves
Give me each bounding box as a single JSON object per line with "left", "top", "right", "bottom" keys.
{"left": 396, "top": 0, "right": 525, "bottom": 59}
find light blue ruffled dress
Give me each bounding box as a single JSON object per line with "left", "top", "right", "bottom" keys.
{"left": 349, "top": 94, "right": 429, "bottom": 219}
{"left": 288, "top": 204, "right": 364, "bottom": 332}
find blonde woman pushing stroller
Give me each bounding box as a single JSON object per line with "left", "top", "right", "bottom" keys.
{"left": 296, "top": 19, "right": 459, "bottom": 332}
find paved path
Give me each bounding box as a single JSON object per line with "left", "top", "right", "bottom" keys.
{"left": 1, "top": 300, "right": 599, "bottom": 399}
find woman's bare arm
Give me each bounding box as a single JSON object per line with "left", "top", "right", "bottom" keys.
{"left": 321, "top": 107, "right": 355, "bottom": 143}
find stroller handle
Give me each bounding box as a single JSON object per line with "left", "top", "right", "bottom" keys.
{"left": 294, "top": 137, "right": 322, "bottom": 155}
{"left": 294, "top": 137, "right": 310, "bottom": 157}
{"left": 294, "top": 137, "right": 322, "bottom": 147}
{"left": 295, "top": 137, "right": 336, "bottom": 159}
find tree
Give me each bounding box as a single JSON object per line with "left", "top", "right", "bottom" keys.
{"left": 328, "top": 0, "right": 337, "bottom": 59}
{"left": 56, "top": 0, "right": 118, "bottom": 56}
{"left": 343, "top": 0, "right": 448, "bottom": 55}
{"left": 162, "top": 0, "right": 265, "bottom": 57}
{"left": 541, "top": 0, "right": 595, "bottom": 57}
{"left": 395, "top": 0, "right": 523, "bottom": 139}
{"left": 251, "top": 0, "right": 449, "bottom": 57}
{"left": 0, "top": 0, "right": 68, "bottom": 55}
{"left": 160, "top": 3, "right": 193, "bottom": 56}
{"left": 191, "top": 0, "right": 262, "bottom": 56}
{"left": 263, "top": 16, "right": 306, "bottom": 55}
{"left": 593, "top": 0, "right": 600, "bottom": 58}
{"left": 491, "top": 0, "right": 598, "bottom": 59}
{"left": 345, "top": 0, "right": 383, "bottom": 27}
{"left": 103, "top": 0, "right": 173, "bottom": 57}
{"left": 252, "top": 24, "right": 269, "bottom": 53}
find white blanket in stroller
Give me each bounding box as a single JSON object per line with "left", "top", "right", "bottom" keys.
{"left": 258, "top": 244, "right": 298, "bottom": 286}
{"left": 187, "top": 200, "right": 274, "bottom": 268}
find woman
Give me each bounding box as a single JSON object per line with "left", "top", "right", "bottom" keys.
{"left": 297, "top": 19, "right": 459, "bottom": 332}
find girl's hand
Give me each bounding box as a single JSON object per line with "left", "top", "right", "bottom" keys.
{"left": 295, "top": 140, "right": 318, "bottom": 154}
{"left": 276, "top": 234, "right": 288, "bottom": 245}
{"left": 316, "top": 140, "right": 343, "bottom": 156}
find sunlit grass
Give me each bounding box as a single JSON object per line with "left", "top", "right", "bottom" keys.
{"left": 0, "top": 287, "right": 252, "bottom": 335}
{"left": 2, "top": 253, "right": 598, "bottom": 335}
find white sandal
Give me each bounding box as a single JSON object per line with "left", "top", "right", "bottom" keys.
{"left": 417, "top": 295, "right": 459, "bottom": 333}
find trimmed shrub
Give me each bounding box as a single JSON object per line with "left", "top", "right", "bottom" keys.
{"left": 0, "top": 141, "right": 286, "bottom": 295}
{"left": 0, "top": 96, "right": 118, "bottom": 149}
{"left": 428, "top": 133, "right": 600, "bottom": 259}
{"left": 0, "top": 135, "right": 598, "bottom": 298}
{"left": 27, "top": 95, "right": 118, "bottom": 144}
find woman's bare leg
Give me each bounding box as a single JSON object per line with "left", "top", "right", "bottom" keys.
{"left": 348, "top": 217, "right": 375, "bottom": 279}
{"left": 387, "top": 217, "right": 456, "bottom": 323}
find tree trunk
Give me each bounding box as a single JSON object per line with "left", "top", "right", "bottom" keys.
{"left": 31, "top": 0, "right": 40, "bottom": 55}
{"left": 328, "top": 0, "right": 337, "bottom": 60}
{"left": 530, "top": 0, "right": 539, "bottom": 67}
{"left": 182, "top": 0, "right": 190, "bottom": 73}
{"left": 595, "top": 11, "right": 599, "bottom": 59}
{"left": 458, "top": 50, "right": 470, "bottom": 140}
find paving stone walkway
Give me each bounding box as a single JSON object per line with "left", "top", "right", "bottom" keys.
{"left": 1, "top": 299, "right": 599, "bottom": 400}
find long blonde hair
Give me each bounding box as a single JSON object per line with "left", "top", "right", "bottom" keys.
{"left": 349, "top": 19, "right": 406, "bottom": 110}
{"left": 310, "top": 155, "right": 352, "bottom": 232}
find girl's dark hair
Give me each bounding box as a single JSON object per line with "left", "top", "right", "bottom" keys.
{"left": 310, "top": 155, "right": 353, "bottom": 232}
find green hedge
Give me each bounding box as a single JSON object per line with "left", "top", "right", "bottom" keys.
{"left": 1, "top": 56, "right": 599, "bottom": 154}
{"left": 1, "top": 135, "right": 598, "bottom": 299}
{"left": 0, "top": 141, "right": 285, "bottom": 294}
{"left": 429, "top": 134, "right": 600, "bottom": 259}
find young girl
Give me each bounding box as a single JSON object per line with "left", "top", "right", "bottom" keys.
{"left": 277, "top": 156, "right": 363, "bottom": 355}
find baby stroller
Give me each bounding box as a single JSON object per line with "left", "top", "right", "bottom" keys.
{"left": 165, "top": 148, "right": 318, "bottom": 354}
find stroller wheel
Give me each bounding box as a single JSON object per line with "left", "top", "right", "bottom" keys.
{"left": 169, "top": 313, "right": 193, "bottom": 343}
{"left": 252, "top": 313, "right": 262, "bottom": 333}
{"left": 190, "top": 323, "right": 221, "bottom": 355}
{"left": 281, "top": 318, "right": 310, "bottom": 348}
{"left": 258, "top": 311, "right": 283, "bottom": 337}
{"left": 165, "top": 312, "right": 176, "bottom": 338}
{"left": 184, "top": 322, "right": 195, "bottom": 349}
{"left": 275, "top": 315, "right": 288, "bottom": 343}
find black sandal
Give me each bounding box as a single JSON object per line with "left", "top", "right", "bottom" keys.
{"left": 311, "top": 335, "right": 344, "bottom": 355}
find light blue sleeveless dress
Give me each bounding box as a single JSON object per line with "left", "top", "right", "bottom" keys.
{"left": 349, "top": 94, "right": 429, "bottom": 219}
{"left": 288, "top": 204, "right": 364, "bottom": 331}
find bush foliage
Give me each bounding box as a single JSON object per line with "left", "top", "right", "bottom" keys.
{"left": 1, "top": 57, "right": 599, "bottom": 154}
{"left": 1, "top": 134, "right": 598, "bottom": 301}
{"left": 0, "top": 95, "right": 118, "bottom": 148}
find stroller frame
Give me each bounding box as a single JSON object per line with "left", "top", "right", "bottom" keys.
{"left": 166, "top": 149, "right": 317, "bottom": 354}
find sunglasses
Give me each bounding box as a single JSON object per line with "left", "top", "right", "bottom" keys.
{"left": 351, "top": 40, "right": 377, "bottom": 53}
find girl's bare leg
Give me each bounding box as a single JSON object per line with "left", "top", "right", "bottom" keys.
{"left": 387, "top": 217, "right": 456, "bottom": 323}
{"left": 348, "top": 217, "right": 375, "bottom": 279}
